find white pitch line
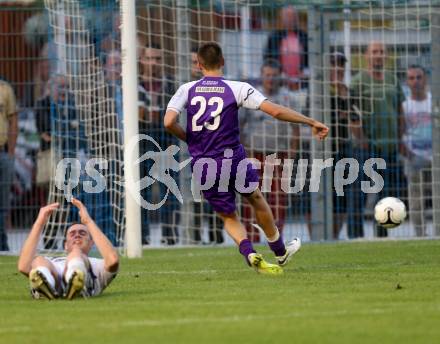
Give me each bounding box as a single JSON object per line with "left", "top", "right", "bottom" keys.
{"left": 0, "top": 308, "right": 394, "bottom": 334}
{"left": 118, "top": 269, "right": 245, "bottom": 276}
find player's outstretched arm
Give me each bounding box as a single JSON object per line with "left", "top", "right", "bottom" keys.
{"left": 164, "top": 109, "right": 187, "bottom": 141}
{"left": 259, "top": 100, "right": 329, "bottom": 141}
{"left": 17, "top": 203, "right": 59, "bottom": 276}
{"left": 71, "top": 198, "right": 119, "bottom": 273}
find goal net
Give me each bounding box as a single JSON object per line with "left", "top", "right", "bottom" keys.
{"left": 41, "top": 0, "right": 124, "bottom": 250}
{"left": 2, "top": 0, "right": 439, "bottom": 254}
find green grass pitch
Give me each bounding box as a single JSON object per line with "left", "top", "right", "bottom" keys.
{"left": 1, "top": 240, "right": 439, "bottom": 344}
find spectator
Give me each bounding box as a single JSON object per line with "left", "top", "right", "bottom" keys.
{"left": 401, "top": 65, "right": 432, "bottom": 237}
{"left": 0, "top": 79, "right": 18, "bottom": 251}
{"left": 98, "top": 12, "right": 121, "bottom": 56}
{"left": 104, "top": 49, "right": 123, "bottom": 128}
{"left": 349, "top": 41, "right": 406, "bottom": 238}
{"left": 32, "top": 43, "right": 51, "bottom": 106}
{"left": 191, "top": 48, "right": 203, "bottom": 80}
{"left": 104, "top": 49, "right": 151, "bottom": 132}
{"left": 264, "top": 5, "right": 308, "bottom": 90}
{"left": 138, "top": 43, "right": 179, "bottom": 245}
{"left": 35, "top": 74, "right": 78, "bottom": 159}
{"left": 34, "top": 82, "right": 54, "bottom": 189}
{"left": 139, "top": 43, "right": 175, "bottom": 116}
{"left": 329, "top": 50, "right": 358, "bottom": 239}
{"left": 240, "top": 59, "right": 300, "bottom": 241}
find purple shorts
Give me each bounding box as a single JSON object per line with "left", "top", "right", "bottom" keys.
{"left": 192, "top": 145, "right": 259, "bottom": 214}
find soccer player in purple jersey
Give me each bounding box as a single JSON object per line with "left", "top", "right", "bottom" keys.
{"left": 164, "top": 42, "right": 328, "bottom": 275}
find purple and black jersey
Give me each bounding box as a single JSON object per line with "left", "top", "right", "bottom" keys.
{"left": 167, "top": 76, "right": 267, "bottom": 214}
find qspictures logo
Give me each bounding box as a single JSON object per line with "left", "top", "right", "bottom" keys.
{"left": 55, "top": 134, "right": 387, "bottom": 210}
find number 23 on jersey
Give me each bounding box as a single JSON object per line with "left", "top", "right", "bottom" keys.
{"left": 191, "top": 96, "right": 224, "bottom": 132}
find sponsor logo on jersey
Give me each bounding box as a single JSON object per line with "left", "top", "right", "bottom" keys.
{"left": 202, "top": 80, "right": 219, "bottom": 85}
{"left": 195, "top": 86, "right": 225, "bottom": 93}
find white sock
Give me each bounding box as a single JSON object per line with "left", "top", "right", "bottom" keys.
{"left": 65, "top": 258, "right": 87, "bottom": 282}
{"left": 36, "top": 267, "right": 56, "bottom": 289}
{"left": 266, "top": 229, "right": 280, "bottom": 243}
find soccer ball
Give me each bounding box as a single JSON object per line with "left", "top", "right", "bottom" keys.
{"left": 374, "top": 197, "right": 407, "bottom": 229}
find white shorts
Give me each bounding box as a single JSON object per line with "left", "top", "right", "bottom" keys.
{"left": 45, "top": 256, "right": 117, "bottom": 297}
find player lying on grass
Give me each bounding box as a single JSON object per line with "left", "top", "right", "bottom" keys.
{"left": 17, "top": 198, "right": 119, "bottom": 300}
{"left": 164, "top": 42, "right": 329, "bottom": 275}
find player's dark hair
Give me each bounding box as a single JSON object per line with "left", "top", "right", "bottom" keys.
{"left": 408, "top": 64, "right": 427, "bottom": 75}
{"left": 261, "top": 59, "right": 282, "bottom": 73}
{"left": 330, "top": 50, "right": 347, "bottom": 66}
{"left": 197, "top": 42, "right": 223, "bottom": 70}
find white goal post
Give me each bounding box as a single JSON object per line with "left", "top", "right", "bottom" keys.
{"left": 121, "top": 0, "right": 142, "bottom": 258}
